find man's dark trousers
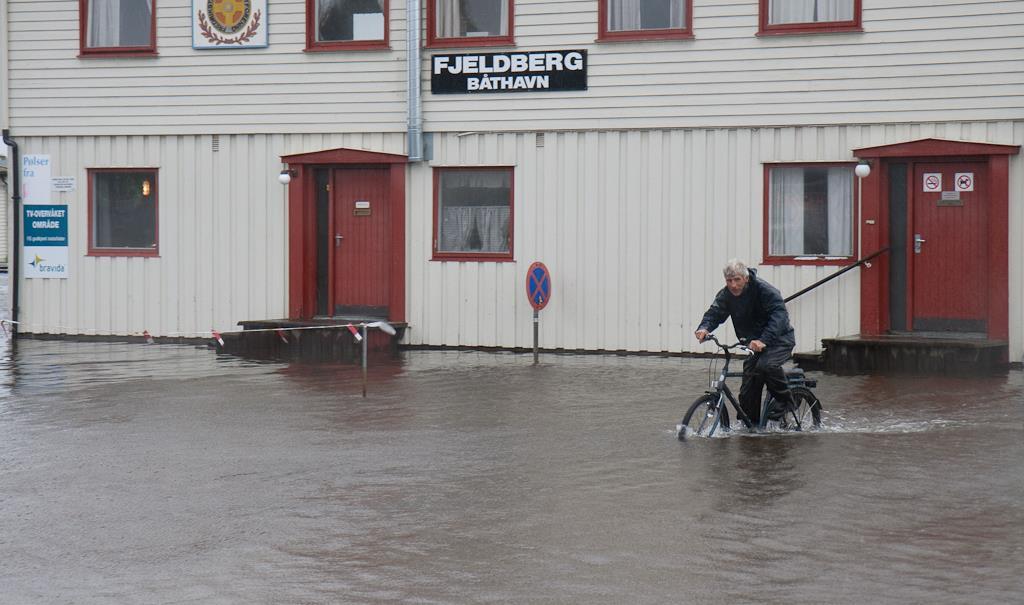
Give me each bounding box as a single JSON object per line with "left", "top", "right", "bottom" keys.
{"left": 739, "top": 345, "right": 795, "bottom": 425}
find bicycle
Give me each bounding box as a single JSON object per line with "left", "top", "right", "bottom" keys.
{"left": 677, "top": 334, "right": 823, "bottom": 440}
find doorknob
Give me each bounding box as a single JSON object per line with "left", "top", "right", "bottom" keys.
{"left": 914, "top": 233, "right": 926, "bottom": 254}
{"left": 335, "top": 234, "right": 344, "bottom": 248}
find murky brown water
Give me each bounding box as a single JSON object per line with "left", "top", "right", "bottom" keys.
{"left": 0, "top": 336, "right": 1021, "bottom": 604}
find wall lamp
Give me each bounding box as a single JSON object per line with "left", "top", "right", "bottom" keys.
{"left": 278, "top": 168, "right": 296, "bottom": 185}
{"left": 854, "top": 159, "right": 872, "bottom": 179}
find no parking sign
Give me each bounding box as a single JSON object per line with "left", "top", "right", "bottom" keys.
{"left": 526, "top": 262, "right": 551, "bottom": 363}
{"left": 526, "top": 262, "right": 551, "bottom": 311}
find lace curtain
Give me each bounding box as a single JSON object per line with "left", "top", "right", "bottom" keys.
{"left": 440, "top": 207, "right": 510, "bottom": 253}
{"left": 437, "top": 170, "right": 511, "bottom": 253}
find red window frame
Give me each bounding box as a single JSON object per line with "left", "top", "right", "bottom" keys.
{"left": 87, "top": 168, "right": 160, "bottom": 257}
{"left": 432, "top": 166, "right": 515, "bottom": 262}
{"left": 426, "top": 0, "right": 515, "bottom": 48}
{"left": 597, "top": 0, "right": 694, "bottom": 42}
{"left": 305, "top": 0, "right": 391, "bottom": 52}
{"left": 78, "top": 0, "right": 158, "bottom": 57}
{"left": 761, "top": 162, "right": 858, "bottom": 266}
{"left": 757, "top": 0, "right": 862, "bottom": 36}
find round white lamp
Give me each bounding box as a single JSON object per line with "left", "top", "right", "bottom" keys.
{"left": 278, "top": 169, "right": 292, "bottom": 185}
{"left": 855, "top": 161, "right": 871, "bottom": 179}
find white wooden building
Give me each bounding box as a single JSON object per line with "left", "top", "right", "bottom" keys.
{"left": 1, "top": 0, "right": 1022, "bottom": 361}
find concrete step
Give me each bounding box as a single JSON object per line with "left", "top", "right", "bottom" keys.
{"left": 821, "top": 334, "right": 1008, "bottom": 375}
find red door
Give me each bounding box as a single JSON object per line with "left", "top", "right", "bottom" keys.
{"left": 910, "top": 162, "right": 987, "bottom": 333}
{"left": 330, "top": 167, "right": 390, "bottom": 317}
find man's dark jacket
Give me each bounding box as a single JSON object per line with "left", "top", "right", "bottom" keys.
{"left": 697, "top": 268, "right": 795, "bottom": 348}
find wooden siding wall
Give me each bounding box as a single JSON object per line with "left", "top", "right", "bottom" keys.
{"left": 9, "top": 123, "right": 1023, "bottom": 361}
{"left": 425, "top": 0, "right": 1024, "bottom": 131}
{"left": 5, "top": 0, "right": 1023, "bottom": 135}
{"left": 407, "top": 120, "right": 1024, "bottom": 359}
{"left": 6, "top": 0, "right": 410, "bottom": 135}
{"left": 14, "top": 132, "right": 406, "bottom": 338}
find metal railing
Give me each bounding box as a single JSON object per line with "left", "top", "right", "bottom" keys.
{"left": 784, "top": 247, "right": 890, "bottom": 303}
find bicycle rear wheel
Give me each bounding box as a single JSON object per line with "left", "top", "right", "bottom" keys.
{"left": 678, "top": 394, "right": 724, "bottom": 441}
{"left": 791, "top": 387, "right": 822, "bottom": 429}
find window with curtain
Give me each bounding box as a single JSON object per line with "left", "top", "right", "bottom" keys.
{"left": 760, "top": 0, "right": 860, "bottom": 34}
{"left": 434, "top": 168, "right": 512, "bottom": 259}
{"left": 603, "top": 0, "right": 688, "bottom": 34}
{"left": 767, "top": 165, "right": 853, "bottom": 259}
{"left": 89, "top": 169, "right": 159, "bottom": 255}
{"left": 311, "top": 0, "right": 387, "bottom": 47}
{"left": 431, "top": 0, "right": 510, "bottom": 43}
{"left": 83, "top": 0, "right": 154, "bottom": 51}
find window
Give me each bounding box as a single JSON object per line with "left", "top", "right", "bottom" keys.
{"left": 88, "top": 169, "right": 159, "bottom": 256}
{"left": 598, "top": 0, "right": 692, "bottom": 41}
{"left": 433, "top": 168, "right": 513, "bottom": 261}
{"left": 758, "top": 0, "right": 861, "bottom": 35}
{"left": 427, "top": 0, "right": 513, "bottom": 47}
{"left": 306, "top": 0, "right": 389, "bottom": 50}
{"left": 764, "top": 164, "right": 854, "bottom": 263}
{"left": 80, "top": 0, "right": 156, "bottom": 55}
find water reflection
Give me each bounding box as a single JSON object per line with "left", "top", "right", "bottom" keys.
{"left": 0, "top": 338, "right": 1020, "bottom": 603}
{"left": 707, "top": 435, "right": 804, "bottom": 509}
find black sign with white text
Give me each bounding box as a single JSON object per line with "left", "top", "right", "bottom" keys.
{"left": 431, "top": 50, "right": 588, "bottom": 94}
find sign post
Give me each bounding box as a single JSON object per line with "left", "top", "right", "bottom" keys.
{"left": 526, "top": 262, "right": 551, "bottom": 365}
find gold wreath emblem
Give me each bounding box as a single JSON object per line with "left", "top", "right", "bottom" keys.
{"left": 198, "top": 9, "right": 261, "bottom": 45}
{"left": 206, "top": 0, "right": 251, "bottom": 34}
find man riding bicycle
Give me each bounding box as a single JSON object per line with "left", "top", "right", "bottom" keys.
{"left": 694, "top": 259, "right": 796, "bottom": 427}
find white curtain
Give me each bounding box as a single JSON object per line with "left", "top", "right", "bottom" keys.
{"left": 498, "top": 0, "right": 508, "bottom": 35}
{"left": 438, "top": 171, "right": 510, "bottom": 251}
{"left": 438, "top": 0, "right": 508, "bottom": 37}
{"left": 826, "top": 168, "right": 852, "bottom": 255}
{"left": 769, "top": 0, "right": 851, "bottom": 24}
{"left": 770, "top": 168, "right": 805, "bottom": 256}
{"left": 437, "top": 0, "right": 461, "bottom": 37}
{"left": 88, "top": 0, "right": 120, "bottom": 47}
{"left": 476, "top": 206, "right": 509, "bottom": 251}
{"left": 610, "top": 0, "right": 641, "bottom": 31}
{"left": 440, "top": 206, "right": 509, "bottom": 252}
{"left": 609, "top": 0, "right": 683, "bottom": 31}
{"left": 87, "top": 0, "right": 152, "bottom": 47}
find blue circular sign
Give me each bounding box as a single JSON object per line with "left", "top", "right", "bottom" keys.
{"left": 526, "top": 262, "right": 551, "bottom": 311}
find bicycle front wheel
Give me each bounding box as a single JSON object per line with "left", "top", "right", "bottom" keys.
{"left": 679, "top": 394, "right": 724, "bottom": 441}
{"left": 791, "top": 387, "right": 822, "bottom": 429}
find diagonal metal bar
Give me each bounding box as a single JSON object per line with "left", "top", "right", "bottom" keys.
{"left": 784, "top": 247, "right": 891, "bottom": 303}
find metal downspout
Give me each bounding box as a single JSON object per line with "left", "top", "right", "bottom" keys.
{"left": 406, "top": 0, "right": 423, "bottom": 161}
{"left": 2, "top": 129, "right": 20, "bottom": 331}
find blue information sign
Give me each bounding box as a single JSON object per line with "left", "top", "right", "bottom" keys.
{"left": 526, "top": 262, "right": 551, "bottom": 311}
{"left": 24, "top": 204, "right": 69, "bottom": 278}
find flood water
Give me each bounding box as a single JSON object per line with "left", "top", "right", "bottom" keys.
{"left": 0, "top": 336, "right": 1021, "bottom": 604}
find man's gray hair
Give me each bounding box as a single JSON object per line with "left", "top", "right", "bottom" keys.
{"left": 723, "top": 259, "right": 749, "bottom": 279}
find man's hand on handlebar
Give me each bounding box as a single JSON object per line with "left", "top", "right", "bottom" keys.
{"left": 748, "top": 339, "right": 766, "bottom": 352}
{"left": 694, "top": 329, "right": 709, "bottom": 343}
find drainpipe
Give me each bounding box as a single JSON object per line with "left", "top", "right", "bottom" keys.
{"left": 406, "top": 0, "right": 423, "bottom": 161}
{"left": 2, "top": 129, "right": 20, "bottom": 331}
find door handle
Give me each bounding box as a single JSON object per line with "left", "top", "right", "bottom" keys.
{"left": 335, "top": 234, "right": 344, "bottom": 248}
{"left": 914, "top": 233, "right": 926, "bottom": 254}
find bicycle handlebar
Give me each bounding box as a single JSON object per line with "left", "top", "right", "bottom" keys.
{"left": 700, "top": 334, "right": 751, "bottom": 353}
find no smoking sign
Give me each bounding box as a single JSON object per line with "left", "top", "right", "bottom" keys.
{"left": 923, "top": 173, "right": 941, "bottom": 192}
